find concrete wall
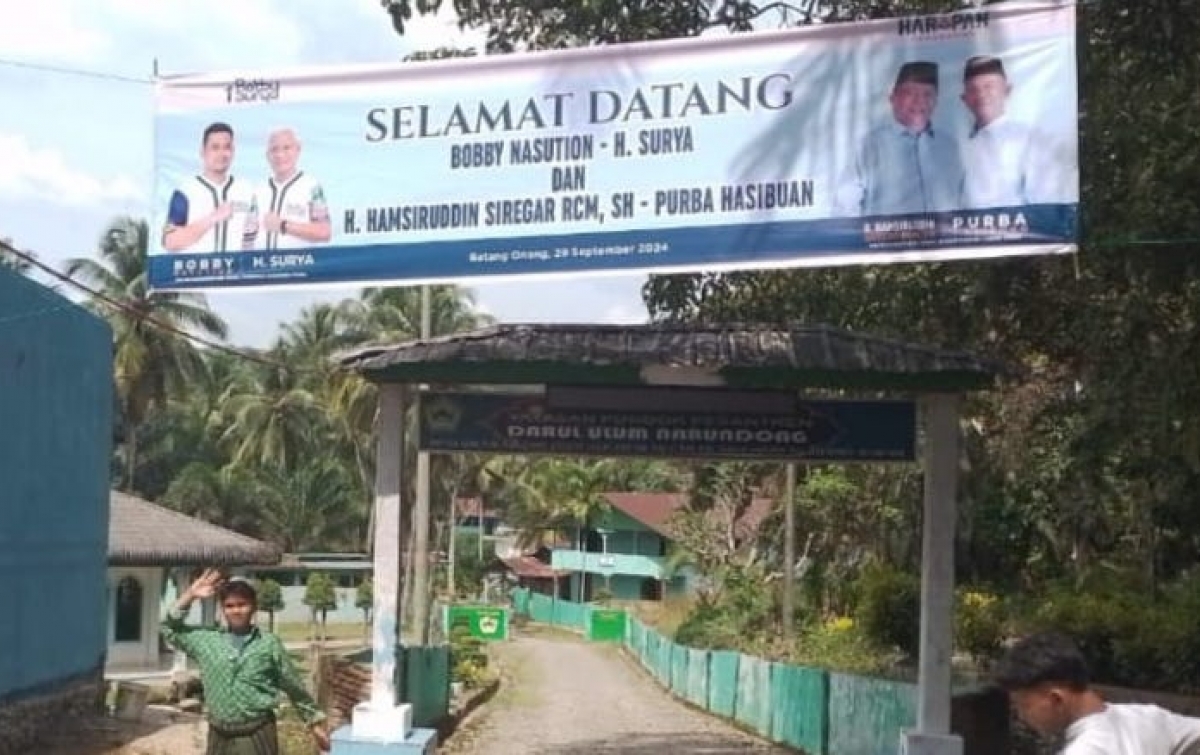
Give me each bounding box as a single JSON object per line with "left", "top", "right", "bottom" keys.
{"left": 0, "top": 268, "right": 113, "bottom": 752}
{"left": 270, "top": 585, "right": 368, "bottom": 624}
{"left": 567, "top": 572, "right": 688, "bottom": 602}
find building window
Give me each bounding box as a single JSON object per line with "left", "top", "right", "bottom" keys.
{"left": 640, "top": 577, "right": 663, "bottom": 601}
{"left": 114, "top": 576, "right": 143, "bottom": 642}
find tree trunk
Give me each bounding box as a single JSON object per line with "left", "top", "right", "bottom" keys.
{"left": 447, "top": 490, "right": 458, "bottom": 598}
{"left": 364, "top": 489, "right": 376, "bottom": 555}
{"left": 782, "top": 463, "right": 797, "bottom": 639}
{"left": 125, "top": 424, "right": 138, "bottom": 491}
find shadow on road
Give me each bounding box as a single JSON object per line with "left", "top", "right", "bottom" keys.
{"left": 531, "top": 731, "right": 787, "bottom": 754}
{"left": 33, "top": 710, "right": 203, "bottom": 755}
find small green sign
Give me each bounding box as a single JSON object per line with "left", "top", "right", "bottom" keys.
{"left": 588, "top": 608, "right": 627, "bottom": 642}
{"left": 446, "top": 605, "right": 509, "bottom": 641}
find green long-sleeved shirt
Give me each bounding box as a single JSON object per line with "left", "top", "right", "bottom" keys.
{"left": 161, "top": 608, "right": 325, "bottom": 727}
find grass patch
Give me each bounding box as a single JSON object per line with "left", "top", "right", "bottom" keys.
{"left": 621, "top": 596, "right": 695, "bottom": 637}
{"left": 274, "top": 622, "right": 369, "bottom": 643}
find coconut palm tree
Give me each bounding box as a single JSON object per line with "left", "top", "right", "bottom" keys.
{"left": 0, "top": 237, "right": 35, "bottom": 275}
{"left": 350, "top": 284, "right": 491, "bottom": 343}
{"left": 64, "top": 216, "right": 228, "bottom": 491}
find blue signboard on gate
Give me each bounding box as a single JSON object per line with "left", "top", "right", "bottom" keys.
{"left": 417, "top": 389, "right": 916, "bottom": 462}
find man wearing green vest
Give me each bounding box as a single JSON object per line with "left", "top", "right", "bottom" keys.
{"left": 162, "top": 568, "right": 331, "bottom": 754}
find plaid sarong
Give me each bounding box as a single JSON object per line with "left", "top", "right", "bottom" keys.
{"left": 205, "top": 715, "right": 279, "bottom": 755}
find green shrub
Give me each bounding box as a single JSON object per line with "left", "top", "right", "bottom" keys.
{"left": 1022, "top": 583, "right": 1200, "bottom": 693}
{"left": 452, "top": 657, "right": 489, "bottom": 689}
{"left": 1027, "top": 587, "right": 1138, "bottom": 683}
{"left": 955, "top": 588, "right": 1006, "bottom": 663}
{"left": 855, "top": 564, "right": 921, "bottom": 658}
{"left": 673, "top": 603, "right": 746, "bottom": 651}
{"left": 788, "top": 615, "right": 894, "bottom": 675}
{"left": 449, "top": 625, "right": 489, "bottom": 689}
{"left": 673, "top": 564, "right": 776, "bottom": 651}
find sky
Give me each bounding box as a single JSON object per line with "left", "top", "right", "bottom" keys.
{"left": 0, "top": 0, "right": 650, "bottom": 347}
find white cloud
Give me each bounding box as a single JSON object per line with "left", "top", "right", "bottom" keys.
{"left": 104, "top": 0, "right": 307, "bottom": 71}
{"left": 600, "top": 299, "right": 649, "bottom": 325}
{"left": 0, "top": 0, "right": 111, "bottom": 63}
{"left": 0, "top": 133, "right": 142, "bottom": 207}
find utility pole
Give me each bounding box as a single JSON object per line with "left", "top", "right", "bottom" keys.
{"left": 412, "top": 285, "right": 433, "bottom": 644}
{"left": 782, "top": 462, "right": 797, "bottom": 639}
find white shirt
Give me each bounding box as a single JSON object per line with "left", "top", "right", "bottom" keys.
{"left": 165, "top": 175, "right": 256, "bottom": 253}
{"left": 248, "top": 171, "right": 328, "bottom": 250}
{"left": 1063, "top": 704, "right": 1200, "bottom": 755}
{"left": 960, "top": 115, "right": 1064, "bottom": 210}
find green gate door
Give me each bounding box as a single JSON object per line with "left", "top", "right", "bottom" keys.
{"left": 588, "top": 608, "right": 627, "bottom": 642}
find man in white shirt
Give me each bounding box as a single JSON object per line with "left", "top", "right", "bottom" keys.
{"left": 162, "top": 122, "right": 257, "bottom": 253}
{"left": 245, "top": 127, "right": 332, "bottom": 250}
{"left": 994, "top": 631, "right": 1200, "bottom": 754}
{"left": 958, "top": 55, "right": 1056, "bottom": 210}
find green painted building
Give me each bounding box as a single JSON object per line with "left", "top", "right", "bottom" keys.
{"left": 551, "top": 493, "right": 691, "bottom": 602}
{"left": 550, "top": 491, "right": 774, "bottom": 602}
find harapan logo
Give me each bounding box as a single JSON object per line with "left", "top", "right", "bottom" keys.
{"left": 898, "top": 11, "right": 989, "bottom": 36}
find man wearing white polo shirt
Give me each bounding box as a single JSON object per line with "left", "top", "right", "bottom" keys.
{"left": 162, "top": 122, "right": 257, "bottom": 253}
{"left": 249, "top": 127, "right": 332, "bottom": 250}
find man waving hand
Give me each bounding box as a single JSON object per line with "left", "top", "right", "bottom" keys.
{"left": 162, "top": 568, "right": 331, "bottom": 754}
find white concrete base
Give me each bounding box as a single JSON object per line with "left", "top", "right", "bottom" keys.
{"left": 900, "top": 731, "right": 964, "bottom": 755}
{"left": 350, "top": 702, "right": 413, "bottom": 743}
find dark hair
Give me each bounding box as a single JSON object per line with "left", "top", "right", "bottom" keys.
{"left": 992, "top": 631, "right": 1091, "bottom": 692}
{"left": 217, "top": 578, "right": 257, "bottom": 606}
{"left": 963, "top": 55, "right": 1007, "bottom": 83}
{"left": 894, "top": 61, "right": 939, "bottom": 90}
{"left": 202, "top": 122, "right": 234, "bottom": 146}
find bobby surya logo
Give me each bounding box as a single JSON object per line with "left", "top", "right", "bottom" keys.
{"left": 898, "top": 10, "right": 989, "bottom": 36}
{"left": 224, "top": 78, "right": 282, "bottom": 104}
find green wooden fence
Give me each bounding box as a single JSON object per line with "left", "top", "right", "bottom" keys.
{"left": 509, "top": 588, "right": 917, "bottom": 754}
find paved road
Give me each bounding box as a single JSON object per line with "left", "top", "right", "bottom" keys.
{"left": 446, "top": 631, "right": 790, "bottom": 755}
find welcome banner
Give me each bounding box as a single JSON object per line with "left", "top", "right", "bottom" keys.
{"left": 148, "top": 1, "right": 1078, "bottom": 291}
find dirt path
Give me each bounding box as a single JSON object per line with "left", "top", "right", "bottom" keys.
{"left": 445, "top": 629, "right": 791, "bottom": 755}
{"left": 34, "top": 707, "right": 206, "bottom": 755}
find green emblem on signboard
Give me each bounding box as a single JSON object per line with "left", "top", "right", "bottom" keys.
{"left": 446, "top": 605, "right": 509, "bottom": 641}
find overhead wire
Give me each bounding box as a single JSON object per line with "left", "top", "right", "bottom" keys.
{"left": 0, "top": 239, "right": 294, "bottom": 371}
{"left": 0, "top": 57, "right": 152, "bottom": 85}
{"left": 1, "top": 0, "right": 1195, "bottom": 349}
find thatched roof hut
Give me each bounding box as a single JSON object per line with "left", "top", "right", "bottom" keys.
{"left": 335, "top": 323, "right": 1002, "bottom": 391}
{"left": 108, "top": 490, "right": 281, "bottom": 567}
